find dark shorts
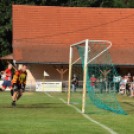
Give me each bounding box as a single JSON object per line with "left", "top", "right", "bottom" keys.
{"left": 2, "top": 80, "right": 12, "bottom": 89}
{"left": 12, "top": 83, "right": 25, "bottom": 92}
{"left": 126, "top": 84, "right": 131, "bottom": 91}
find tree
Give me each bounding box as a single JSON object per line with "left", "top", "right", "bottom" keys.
{"left": 0, "top": 0, "right": 12, "bottom": 70}
{"left": 125, "top": 0, "right": 134, "bottom": 8}
{"left": 0, "top": 0, "right": 47, "bottom": 71}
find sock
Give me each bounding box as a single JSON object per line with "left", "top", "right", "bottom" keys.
{"left": 0, "top": 88, "right": 2, "bottom": 91}
{"left": 11, "top": 90, "right": 13, "bottom": 96}
{"left": 12, "top": 101, "right": 16, "bottom": 103}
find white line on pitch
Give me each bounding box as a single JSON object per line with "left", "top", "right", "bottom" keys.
{"left": 44, "top": 92, "right": 117, "bottom": 134}
{"left": 59, "top": 98, "right": 117, "bottom": 134}
{"left": 44, "top": 92, "right": 54, "bottom": 97}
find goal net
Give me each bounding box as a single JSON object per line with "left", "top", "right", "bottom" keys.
{"left": 68, "top": 39, "right": 127, "bottom": 115}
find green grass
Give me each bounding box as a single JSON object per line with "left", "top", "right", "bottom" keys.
{"left": 0, "top": 92, "right": 134, "bottom": 134}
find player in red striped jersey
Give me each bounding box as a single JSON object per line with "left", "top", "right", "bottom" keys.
{"left": 0, "top": 64, "right": 14, "bottom": 97}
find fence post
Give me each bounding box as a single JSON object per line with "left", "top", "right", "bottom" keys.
{"left": 130, "top": 82, "right": 132, "bottom": 96}
{"left": 114, "top": 82, "right": 115, "bottom": 93}
{"left": 125, "top": 83, "right": 127, "bottom": 95}
{"left": 106, "top": 82, "right": 107, "bottom": 93}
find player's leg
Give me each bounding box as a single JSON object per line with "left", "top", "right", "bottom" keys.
{"left": 17, "top": 83, "right": 25, "bottom": 100}
{"left": 9, "top": 85, "right": 14, "bottom": 99}
{"left": 13, "top": 91, "right": 18, "bottom": 101}
{"left": 17, "top": 89, "right": 23, "bottom": 101}
{"left": 12, "top": 84, "right": 19, "bottom": 106}
{"left": 6, "top": 81, "right": 14, "bottom": 99}
{"left": 12, "top": 91, "right": 18, "bottom": 106}
{"left": 0, "top": 81, "right": 7, "bottom": 91}
{"left": 10, "top": 89, "right": 14, "bottom": 99}
{"left": 0, "top": 86, "right": 6, "bottom": 91}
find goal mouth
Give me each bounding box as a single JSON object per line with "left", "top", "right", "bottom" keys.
{"left": 71, "top": 39, "right": 112, "bottom": 65}
{"left": 68, "top": 39, "right": 127, "bottom": 115}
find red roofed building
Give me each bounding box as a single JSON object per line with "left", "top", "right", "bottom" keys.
{"left": 12, "top": 5, "right": 134, "bottom": 84}
{"left": 0, "top": 54, "right": 13, "bottom": 61}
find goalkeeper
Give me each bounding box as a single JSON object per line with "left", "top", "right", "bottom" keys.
{"left": 12, "top": 65, "right": 27, "bottom": 106}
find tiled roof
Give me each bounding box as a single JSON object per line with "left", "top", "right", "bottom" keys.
{"left": 13, "top": 5, "right": 134, "bottom": 65}
{"left": 0, "top": 53, "right": 13, "bottom": 60}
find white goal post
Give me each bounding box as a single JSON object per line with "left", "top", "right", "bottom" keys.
{"left": 68, "top": 39, "right": 112, "bottom": 114}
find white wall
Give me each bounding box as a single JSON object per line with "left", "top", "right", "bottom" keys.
{"left": 18, "top": 64, "right": 69, "bottom": 85}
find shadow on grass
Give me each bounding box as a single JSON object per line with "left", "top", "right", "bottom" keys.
{"left": 120, "top": 102, "right": 134, "bottom": 114}
{"left": 123, "top": 102, "right": 134, "bottom": 107}
{"left": 2, "top": 106, "right": 63, "bottom": 108}
{"left": 1, "top": 103, "right": 64, "bottom": 109}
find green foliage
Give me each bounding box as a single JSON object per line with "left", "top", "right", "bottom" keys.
{"left": 0, "top": 0, "right": 12, "bottom": 70}
{"left": 101, "top": 0, "right": 126, "bottom": 8}
{"left": 125, "top": 0, "right": 134, "bottom": 8}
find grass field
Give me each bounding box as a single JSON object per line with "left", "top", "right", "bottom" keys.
{"left": 0, "top": 91, "right": 134, "bottom": 134}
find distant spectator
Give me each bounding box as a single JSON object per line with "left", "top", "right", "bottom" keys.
{"left": 90, "top": 75, "right": 96, "bottom": 90}
{"left": 132, "top": 75, "right": 134, "bottom": 82}
{"left": 100, "top": 76, "right": 106, "bottom": 94}
{"left": 126, "top": 73, "right": 132, "bottom": 95}
{"left": 0, "top": 71, "right": 5, "bottom": 80}
{"left": 119, "top": 76, "right": 127, "bottom": 94}
{"left": 71, "top": 74, "right": 78, "bottom": 93}
{"left": 131, "top": 76, "right": 134, "bottom": 97}
{"left": 127, "top": 72, "right": 131, "bottom": 78}
{"left": 113, "top": 75, "right": 121, "bottom": 93}
{"left": 99, "top": 75, "right": 103, "bottom": 82}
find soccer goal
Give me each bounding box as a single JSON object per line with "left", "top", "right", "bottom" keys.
{"left": 68, "top": 39, "right": 127, "bottom": 115}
